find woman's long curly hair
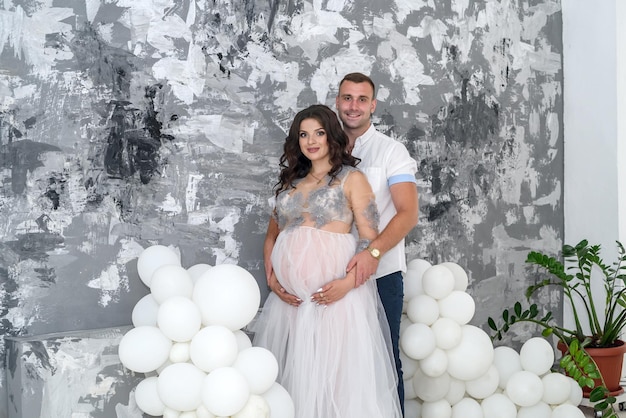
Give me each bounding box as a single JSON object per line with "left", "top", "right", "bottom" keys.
{"left": 274, "top": 104, "right": 359, "bottom": 197}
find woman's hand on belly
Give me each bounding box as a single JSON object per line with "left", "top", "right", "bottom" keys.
{"left": 310, "top": 268, "right": 356, "bottom": 305}
{"left": 269, "top": 272, "right": 302, "bottom": 307}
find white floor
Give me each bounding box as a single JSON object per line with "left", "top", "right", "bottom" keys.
{"left": 581, "top": 405, "right": 626, "bottom": 417}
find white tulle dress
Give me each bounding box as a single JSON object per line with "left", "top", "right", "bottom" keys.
{"left": 252, "top": 167, "right": 401, "bottom": 418}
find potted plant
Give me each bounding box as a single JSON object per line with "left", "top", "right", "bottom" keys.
{"left": 488, "top": 239, "right": 626, "bottom": 417}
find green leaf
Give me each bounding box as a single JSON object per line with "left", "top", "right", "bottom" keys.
{"left": 574, "top": 350, "right": 585, "bottom": 362}
{"left": 529, "top": 304, "right": 539, "bottom": 316}
{"left": 541, "top": 328, "right": 553, "bottom": 337}
{"left": 595, "top": 400, "right": 608, "bottom": 410}
{"left": 589, "top": 386, "right": 607, "bottom": 401}
{"left": 583, "top": 363, "right": 596, "bottom": 374}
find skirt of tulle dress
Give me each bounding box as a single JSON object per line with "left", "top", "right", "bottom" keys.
{"left": 252, "top": 227, "right": 402, "bottom": 418}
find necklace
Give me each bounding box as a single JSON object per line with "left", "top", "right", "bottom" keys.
{"left": 308, "top": 172, "right": 325, "bottom": 185}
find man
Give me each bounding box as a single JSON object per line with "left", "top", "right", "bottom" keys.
{"left": 263, "top": 72, "right": 418, "bottom": 412}
{"left": 336, "top": 72, "right": 419, "bottom": 412}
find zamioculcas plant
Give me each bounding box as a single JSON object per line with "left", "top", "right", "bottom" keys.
{"left": 489, "top": 240, "right": 626, "bottom": 418}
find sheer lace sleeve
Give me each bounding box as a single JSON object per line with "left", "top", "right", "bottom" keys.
{"left": 344, "top": 170, "right": 379, "bottom": 252}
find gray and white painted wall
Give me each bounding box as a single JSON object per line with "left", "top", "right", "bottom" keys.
{"left": 0, "top": 0, "right": 563, "bottom": 416}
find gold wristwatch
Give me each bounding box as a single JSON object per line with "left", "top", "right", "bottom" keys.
{"left": 367, "top": 247, "right": 381, "bottom": 260}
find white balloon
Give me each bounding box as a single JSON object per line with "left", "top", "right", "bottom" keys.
{"left": 233, "top": 330, "right": 253, "bottom": 351}
{"left": 187, "top": 263, "right": 213, "bottom": 283}
{"left": 493, "top": 346, "right": 522, "bottom": 389}
{"left": 158, "top": 363, "right": 206, "bottom": 411}
{"left": 445, "top": 378, "right": 466, "bottom": 406}
{"left": 481, "top": 393, "right": 517, "bottom": 418}
{"left": 135, "top": 376, "right": 166, "bottom": 416}
{"left": 404, "top": 376, "right": 417, "bottom": 400}
{"left": 232, "top": 394, "right": 270, "bottom": 418}
{"left": 261, "top": 382, "right": 295, "bottom": 418}
{"left": 137, "top": 245, "right": 181, "bottom": 287}
{"left": 119, "top": 326, "right": 172, "bottom": 373}
{"left": 438, "top": 291, "right": 475, "bottom": 324}
{"left": 157, "top": 359, "right": 173, "bottom": 374}
{"left": 431, "top": 317, "right": 462, "bottom": 350}
{"left": 420, "top": 348, "right": 448, "bottom": 377}
{"left": 413, "top": 369, "right": 451, "bottom": 402}
{"left": 404, "top": 259, "right": 431, "bottom": 300}
{"left": 132, "top": 294, "right": 160, "bottom": 327}
{"left": 233, "top": 347, "right": 279, "bottom": 394}
{"left": 163, "top": 407, "right": 181, "bottom": 418}
{"left": 170, "top": 342, "right": 191, "bottom": 363}
{"left": 542, "top": 372, "right": 572, "bottom": 405}
{"left": 404, "top": 399, "right": 422, "bottom": 418}
{"left": 451, "top": 398, "right": 482, "bottom": 418}
{"left": 202, "top": 367, "right": 250, "bottom": 417}
{"left": 422, "top": 265, "right": 455, "bottom": 300}
{"left": 179, "top": 412, "right": 198, "bottom": 418}
{"left": 151, "top": 264, "right": 194, "bottom": 303}
{"left": 400, "top": 349, "right": 419, "bottom": 380}
{"left": 158, "top": 296, "right": 202, "bottom": 342}
{"left": 421, "top": 399, "right": 451, "bottom": 418}
{"left": 193, "top": 264, "right": 261, "bottom": 330}
{"left": 505, "top": 370, "right": 544, "bottom": 407}
{"left": 401, "top": 323, "right": 436, "bottom": 360}
{"left": 446, "top": 325, "right": 494, "bottom": 381}
{"left": 407, "top": 294, "right": 440, "bottom": 325}
{"left": 567, "top": 376, "right": 583, "bottom": 405}
{"left": 190, "top": 325, "right": 239, "bottom": 372}
{"left": 551, "top": 403, "right": 585, "bottom": 418}
{"left": 408, "top": 258, "right": 433, "bottom": 271}
{"left": 465, "top": 365, "right": 499, "bottom": 399}
{"left": 520, "top": 337, "right": 554, "bottom": 375}
{"left": 400, "top": 314, "right": 413, "bottom": 334}
{"left": 517, "top": 402, "right": 552, "bottom": 418}
{"left": 439, "top": 262, "right": 469, "bottom": 291}
{"left": 195, "top": 404, "right": 216, "bottom": 418}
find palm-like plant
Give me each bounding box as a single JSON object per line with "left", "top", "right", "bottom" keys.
{"left": 526, "top": 239, "right": 626, "bottom": 347}
{"left": 488, "top": 240, "right": 626, "bottom": 418}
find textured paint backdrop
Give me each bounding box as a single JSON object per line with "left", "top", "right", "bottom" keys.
{"left": 0, "top": 0, "right": 563, "bottom": 415}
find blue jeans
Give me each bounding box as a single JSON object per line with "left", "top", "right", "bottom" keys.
{"left": 376, "top": 271, "right": 404, "bottom": 416}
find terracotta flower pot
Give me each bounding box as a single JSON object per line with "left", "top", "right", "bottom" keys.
{"left": 558, "top": 339, "right": 626, "bottom": 397}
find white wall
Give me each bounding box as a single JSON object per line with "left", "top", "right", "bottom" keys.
{"left": 562, "top": 0, "right": 626, "bottom": 330}
{"left": 616, "top": 0, "right": 626, "bottom": 352}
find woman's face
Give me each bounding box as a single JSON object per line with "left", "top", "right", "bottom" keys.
{"left": 298, "top": 118, "right": 330, "bottom": 164}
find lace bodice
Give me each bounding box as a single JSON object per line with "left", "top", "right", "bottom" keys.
{"left": 273, "top": 166, "right": 358, "bottom": 231}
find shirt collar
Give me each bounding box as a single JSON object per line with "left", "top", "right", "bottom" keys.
{"left": 355, "top": 123, "right": 377, "bottom": 145}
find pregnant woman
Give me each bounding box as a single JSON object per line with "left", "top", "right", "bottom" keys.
{"left": 253, "top": 104, "right": 401, "bottom": 418}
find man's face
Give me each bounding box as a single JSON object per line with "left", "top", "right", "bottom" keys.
{"left": 336, "top": 80, "right": 377, "bottom": 132}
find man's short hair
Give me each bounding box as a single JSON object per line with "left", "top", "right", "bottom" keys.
{"left": 339, "top": 72, "right": 376, "bottom": 97}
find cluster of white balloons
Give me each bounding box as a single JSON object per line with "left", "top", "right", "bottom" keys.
{"left": 400, "top": 259, "right": 586, "bottom": 418}
{"left": 119, "top": 245, "right": 295, "bottom": 418}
